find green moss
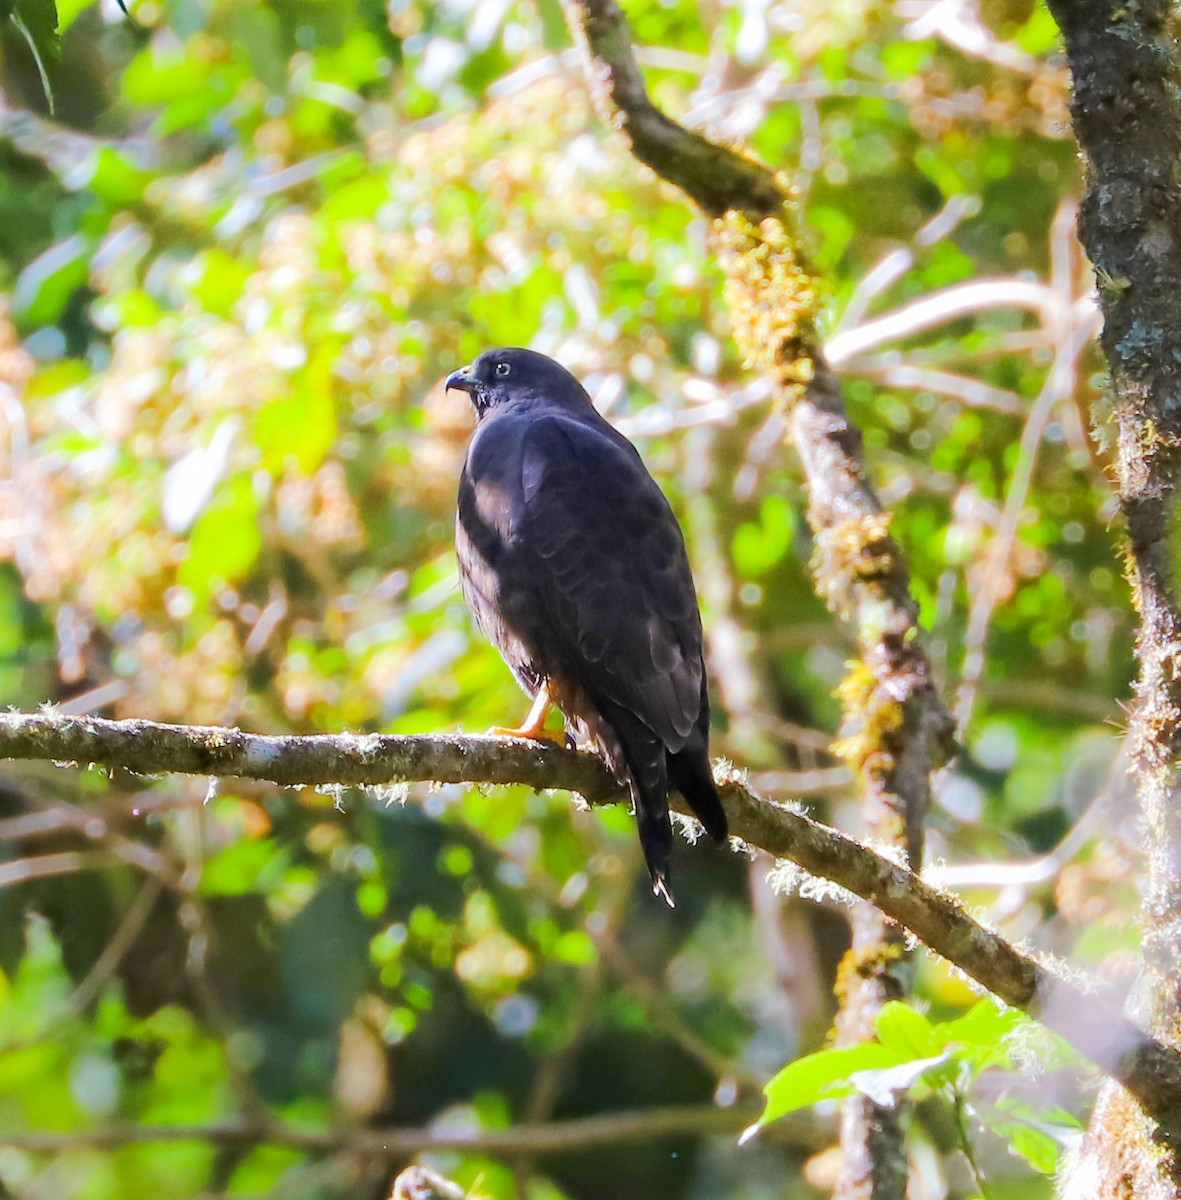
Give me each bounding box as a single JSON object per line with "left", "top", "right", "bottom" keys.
{"left": 832, "top": 658, "right": 905, "bottom": 782}
{"left": 711, "top": 208, "right": 821, "bottom": 405}
{"left": 833, "top": 939, "right": 906, "bottom": 1011}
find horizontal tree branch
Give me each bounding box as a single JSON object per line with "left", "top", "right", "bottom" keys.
{"left": 1, "top": 1102, "right": 822, "bottom": 1157}
{"left": 2, "top": 710, "right": 1181, "bottom": 1123}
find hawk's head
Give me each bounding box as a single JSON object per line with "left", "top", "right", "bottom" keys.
{"left": 446, "top": 348, "right": 592, "bottom": 418}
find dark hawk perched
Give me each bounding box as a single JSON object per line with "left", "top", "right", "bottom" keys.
{"left": 448, "top": 347, "right": 728, "bottom": 904}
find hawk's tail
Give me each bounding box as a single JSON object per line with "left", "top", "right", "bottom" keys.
{"left": 597, "top": 703, "right": 728, "bottom": 906}
{"left": 628, "top": 745, "right": 676, "bottom": 907}
{"left": 668, "top": 745, "right": 728, "bottom": 846}
{"left": 598, "top": 699, "right": 676, "bottom": 906}
{"left": 633, "top": 782, "right": 675, "bottom": 907}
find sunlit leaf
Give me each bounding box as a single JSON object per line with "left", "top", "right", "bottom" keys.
{"left": 177, "top": 476, "right": 263, "bottom": 601}
{"left": 981, "top": 1100, "right": 1084, "bottom": 1176}
{"left": 744, "top": 1044, "right": 918, "bottom": 1138}
{"left": 875, "top": 1001, "right": 939, "bottom": 1058}
{"left": 849, "top": 1052, "right": 952, "bottom": 1107}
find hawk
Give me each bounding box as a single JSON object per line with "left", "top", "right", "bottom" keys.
{"left": 448, "top": 347, "right": 727, "bottom": 904}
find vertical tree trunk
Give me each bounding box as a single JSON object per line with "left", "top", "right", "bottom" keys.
{"left": 1047, "top": 1, "right": 1181, "bottom": 1193}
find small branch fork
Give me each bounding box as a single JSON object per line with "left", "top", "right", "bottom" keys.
{"left": 1, "top": 710, "right": 1181, "bottom": 1129}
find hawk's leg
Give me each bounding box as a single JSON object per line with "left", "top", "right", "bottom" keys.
{"left": 490, "top": 682, "right": 564, "bottom": 744}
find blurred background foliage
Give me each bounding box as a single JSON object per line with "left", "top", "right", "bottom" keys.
{"left": 0, "top": 0, "right": 1133, "bottom": 1196}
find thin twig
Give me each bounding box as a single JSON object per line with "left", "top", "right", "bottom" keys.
{"left": 847, "top": 362, "right": 1022, "bottom": 415}
{"left": 67, "top": 875, "right": 165, "bottom": 1014}
{"left": 955, "top": 202, "right": 1096, "bottom": 731}
{"left": 0, "top": 847, "right": 121, "bottom": 887}
{"left": 899, "top": 0, "right": 1044, "bottom": 75}
{"left": 826, "top": 279, "right": 1070, "bottom": 367}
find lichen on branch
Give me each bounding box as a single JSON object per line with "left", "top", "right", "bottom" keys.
{"left": 558, "top": 2, "right": 955, "bottom": 1194}
{"left": 712, "top": 209, "right": 820, "bottom": 399}
{"left": 3, "top": 709, "right": 1181, "bottom": 1130}
{"left": 1045, "top": 0, "right": 1181, "bottom": 1188}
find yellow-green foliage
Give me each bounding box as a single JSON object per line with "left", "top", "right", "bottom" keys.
{"left": 0, "top": 0, "right": 1146, "bottom": 1194}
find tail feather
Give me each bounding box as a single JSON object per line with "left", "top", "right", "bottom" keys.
{"left": 668, "top": 744, "right": 728, "bottom": 845}
{"left": 598, "top": 698, "right": 676, "bottom": 904}
{"left": 634, "top": 795, "right": 675, "bottom": 907}
{"left": 594, "top": 694, "right": 727, "bottom": 905}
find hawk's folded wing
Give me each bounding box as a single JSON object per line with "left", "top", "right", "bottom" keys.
{"left": 514, "top": 413, "right": 704, "bottom": 752}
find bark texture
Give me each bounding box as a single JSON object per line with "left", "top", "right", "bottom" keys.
{"left": 2, "top": 712, "right": 1181, "bottom": 1132}
{"left": 1046, "top": 1, "right": 1181, "bottom": 1193}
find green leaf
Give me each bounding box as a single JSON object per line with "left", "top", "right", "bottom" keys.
{"left": 78, "top": 146, "right": 154, "bottom": 206}
{"left": 731, "top": 494, "right": 796, "bottom": 577}
{"left": 1000, "top": 1120, "right": 1064, "bottom": 1176}
{"left": 321, "top": 175, "right": 391, "bottom": 223}
{"left": 875, "top": 1002, "right": 939, "bottom": 1058}
{"left": 199, "top": 839, "right": 290, "bottom": 897}
{"left": 932, "top": 999, "right": 1027, "bottom": 1075}
{"left": 227, "top": 3, "right": 285, "bottom": 94}
{"left": 751, "top": 1001, "right": 1028, "bottom": 1140}
{"left": 1015, "top": 6, "right": 1061, "bottom": 56}
{"left": 226, "top": 1145, "right": 309, "bottom": 1193}
{"left": 188, "top": 249, "right": 252, "bottom": 318}
{"left": 177, "top": 476, "right": 263, "bottom": 601}
{"left": 850, "top": 1052, "right": 953, "bottom": 1107}
{"left": 13, "top": 233, "right": 89, "bottom": 324}
{"left": 980, "top": 1099, "right": 1084, "bottom": 1176}
{"left": 936, "top": 999, "right": 1023, "bottom": 1045}
{"left": 10, "top": 0, "right": 59, "bottom": 111}
{"left": 55, "top": 0, "right": 88, "bottom": 34}
{"left": 96, "top": 287, "right": 161, "bottom": 330}
{"left": 0, "top": 915, "right": 73, "bottom": 1044}
{"left": 254, "top": 343, "right": 339, "bottom": 475}
{"left": 744, "top": 1043, "right": 917, "bottom": 1138}
{"left": 553, "top": 930, "right": 596, "bottom": 966}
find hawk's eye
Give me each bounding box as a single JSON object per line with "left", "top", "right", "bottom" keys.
{"left": 495, "top": 362, "right": 511, "bottom": 378}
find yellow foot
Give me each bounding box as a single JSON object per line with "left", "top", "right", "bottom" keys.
{"left": 489, "top": 684, "right": 561, "bottom": 744}
{"left": 489, "top": 724, "right": 566, "bottom": 746}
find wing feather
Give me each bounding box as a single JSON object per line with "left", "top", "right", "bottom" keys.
{"left": 516, "top": 414, "right": 704, "bottom": 750}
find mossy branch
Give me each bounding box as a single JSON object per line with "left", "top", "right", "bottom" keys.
{"left": 2, "top": 708, "right": 1181, "bottom": 1127}
{"left": 563, "top": 0, "right": 784, "bottom": 218}
{"left": 1045, "top": 0, "right": 1181, "bottom": 1186}
{"left": 561, "top": 3, "right": 954, "bottom": 1193}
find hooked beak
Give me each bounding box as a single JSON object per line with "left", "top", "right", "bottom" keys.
{"left": 445, "top": 366, "right": 476, "bottom": 395}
